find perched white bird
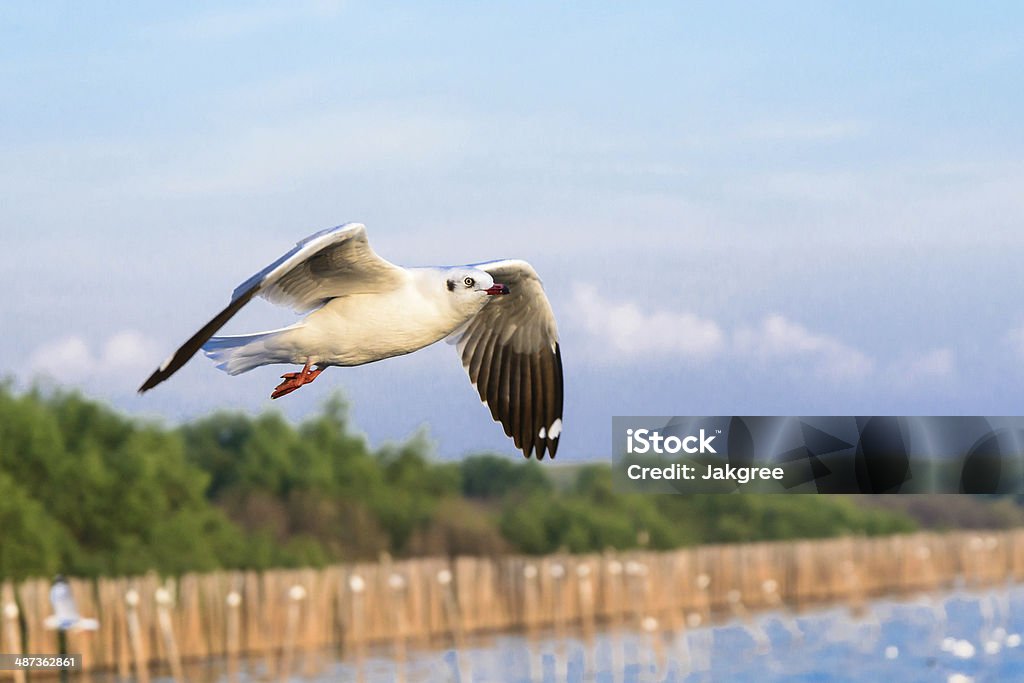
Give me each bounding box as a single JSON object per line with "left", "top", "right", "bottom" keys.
{"left": 139, "top": 223, "right": 563, "bottom": 459}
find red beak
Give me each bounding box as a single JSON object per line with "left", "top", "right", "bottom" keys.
{"left": 486, "top": 283, "right": 510, "bottom": 296}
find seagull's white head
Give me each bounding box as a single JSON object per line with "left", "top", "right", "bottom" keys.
{"left": 444, "top": 267, "right": 509, "bottom": 312}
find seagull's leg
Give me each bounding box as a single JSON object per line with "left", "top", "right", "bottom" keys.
{"left": 279, "top": 365, "right": 324, "bottom": 383}
{"left": 271, "top": 361, "right": 325, "bottom": 399}
{"left": 271, "top": 363, "right": 308, "bottom": 399}
{"left": 305, "top": 365, "right": 324, "bottom": 383}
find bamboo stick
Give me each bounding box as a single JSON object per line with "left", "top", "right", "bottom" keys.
{"left": 225, "top": 590, "right": 241, "bottom": 683}
{"left": 124, "top": 589, "right": 150, "bottom": 683}
{"left": 279, "top": 584, "right": 305, "bottom": 683}
{"left": 2, "top": 585, "right": 25, "bottom": 683}
{"left": 155, "top": 587, "right": 184, "bottom": 683}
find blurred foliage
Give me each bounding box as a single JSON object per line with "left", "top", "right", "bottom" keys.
{"left": 0, "top": 385, "right": 921, "bottom": 579}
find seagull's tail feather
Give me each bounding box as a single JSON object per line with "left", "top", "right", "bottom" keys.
{"left": 202, "top": 327, "right": 297, "bottom": 376}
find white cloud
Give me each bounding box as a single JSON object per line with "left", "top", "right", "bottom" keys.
{"left": 734, "top": 314, "right": 876, "bottom": 381}
{"left": 568, "top": 286, "right": 953, "bottom": 384}
{"left": 29, "top": 331, "right": 160, "bottom": 390}
{"left": 103, "top": 331, "right": 162, "bottom": 370}
{"left": 31, "top": 337, "right": 95, "bottom": 383}
{"left": 569, "top": 285, "right": 874, "bottom": 379}
{"left": 566, "top": 284, "right": 975, "bottom": 391}
{"left": 569, "top": 284, "right": 725, "bottom": 360}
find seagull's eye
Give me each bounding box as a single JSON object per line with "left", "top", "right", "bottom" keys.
{"left": 464, "top": 277, "right": 475, "bottom": 287}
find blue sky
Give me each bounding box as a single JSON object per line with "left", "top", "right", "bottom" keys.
{"left": 3, "top": 2, "right": 1024, "bottom": 461}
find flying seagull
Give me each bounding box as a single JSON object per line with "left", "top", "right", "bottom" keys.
{"left": 139, "top": 223, "right": 563, "bottom": 459}
{"left": 46, "top": 575, "right": 99, "bottom": 632}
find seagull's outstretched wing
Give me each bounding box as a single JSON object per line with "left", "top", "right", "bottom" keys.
{"left": 453, "top": 260, "right": 563, "bottom": 459}
{"left": 139, "top": 223, "right": 404, "bottom": 392}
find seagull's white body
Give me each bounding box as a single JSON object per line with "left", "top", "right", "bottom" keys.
{"left": 206, "top": 268, "right": 472, "bottom": 372}
{"left": 141, "top": 223, "right": 564, "bottom": 459}
{"left": 47, "top": 578, "right": 99, "bottom": 632}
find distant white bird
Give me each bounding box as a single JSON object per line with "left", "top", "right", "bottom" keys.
{"left": 46, "top": 575, "right": 98, "bottom": 632}
{"left": 139, "top": 223, "right": 563, "bottom": 459}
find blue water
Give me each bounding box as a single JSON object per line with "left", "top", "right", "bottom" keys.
{"left": 205, "top": 586, "right": 1023, "bottom": 682}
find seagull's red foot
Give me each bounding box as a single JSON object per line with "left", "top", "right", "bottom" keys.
{"left": 271, "top": 361, "right": 324, "bottom": 399}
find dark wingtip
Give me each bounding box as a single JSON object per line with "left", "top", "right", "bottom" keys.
{"left": 134, "top": 285, "right": 259, "bottom": 399}
{"left": 520, "top": 440, "right": 559, "bottom": 460}
{"left": 138, "top": 368, "right": 163, "bottom": 394}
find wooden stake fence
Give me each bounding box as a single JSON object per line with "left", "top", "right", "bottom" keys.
{"left": 0, "top": 530, "right": 1021, "bottom": 678}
